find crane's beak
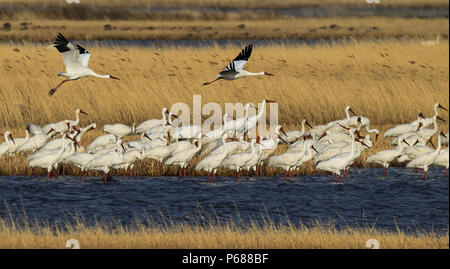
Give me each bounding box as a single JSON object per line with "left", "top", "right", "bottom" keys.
{"left": 9, "top": 134, "right": 15, "bottom": 144}
{"left": 438, "top": 104, "right": 448, "bottom": 111}
{"left": 80, "top": 109, "right": 89, "bottom": 115}
{"left": 46, "top": 128, "right": 55, "bottom": 135}
{"left": 311, "top": 145, "right": 319, "bottom": 154}
{"left": 280, "top": 127, "right": 287, "bottom": 137}
{"left": 402, "top": 139, "right": 410, "bottom": 147}
{"left": 360, "top": 140, "right": 369, "bottom": 148}
{"left": 349, "top": 107, "right": 356, "bottom": 116}
{"left": 305, "top": 120, "right": 313, "bottom": 129}
{"left": 278, "top": 134, "right": 287, "bottom": 144}
{"left": 319, "top": 132, "right": 327, "bottom": 140}
{"left": 144, "top": 133, "right": 152, "bottom": 141}
{"left": 109, "top": 75, "right": 120, "bottom": 80}
{"left": 413, "top": 139, "right": 419, "bottom": 146}
{"left": 437, "top": 115, "right": 446, "bottom": 122}
{"left": 441, "top": 131, "right": 447, "bottom": 138}
{"left": 375, "top": 133, "right": 379, "bottom": 141}
{"left": 264, "top": 72, "right": 274, "bottom": 76}
{"left": 338, "top": 123, "right": 350, "bottom": 130}
{"left": 418, "top": 112, "right": 425, "bottom": 119}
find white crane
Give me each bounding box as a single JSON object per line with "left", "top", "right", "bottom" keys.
{"left": 135, "top": 107, "right": 170, "bottom": 134}
{"left": 366, "top": 137, "right": 410, "bottom": 176}
{"left": 165, "top": 139, "right": 202, "bottom": 177}
{"left": 407, "top": 131, "right": 446, "bottom": 180}
{"left": 85, "top": 139, "right": 125, "bottom": 183}
{"left": 7, "top": 128, "right": 30, "bottom": 155}
{"left": 201, "top": 113, "right": 231, "bottom": 146}
{"left": 29, "top": 134, "right": 68, "bottom": 179}
{"left": 0, "top": 131, "right": 15, "bottom": 158}
{"left": 87, "top": 133, "right": 117, "bottom": 153}
{"left": 282, "top": 119, "right": 313, "bottom": 144}
{"left": 316, "top": 136, "right": 364, "bottom": 183}
{"left": 104, "top": 122, "right": 136, "bottom": 138}
{"left": 433, "top": 148, "right": 449, "bottom": 177}
{"left": 246, "top": 99, "right": 277, "bottom": 132}
{"left": 203, "top": 44, "right": 274, "bottom": 85}
{"left": 17, "top": 128, "right": 56, "bottom": 153}
{"left": 384, "top": 113, "right": 424, "bottom": 138}
{"left": 63, "top": 152, "right": 96, "bottom": 180}
{"left": 49, "top": 33, "right": 119, "bottom": 96}
{"left": 268, "top": 140, "right": 316, "bottom": 181}
{"left": 421, "top": 103, "right": 448, "bottom": 128}
{"left": 220, "top": 138, "right": 258, "bottom": 181}
{"left": 195, "top": 133, "right": 228, "bottom": 183}
{"left": 42, "top": 108, "right": 87, "bottom": 135}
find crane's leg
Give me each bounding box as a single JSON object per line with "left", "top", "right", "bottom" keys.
{"left": 260, "top": 165, "right": 263, "bottom": 176}
{"left": 183, "top": 167, "right": 187, "bottom": 177}
{"left": 203, "top": 77, "right": 224, "bottom": 86}
{"left": 423, "top": 170, "right": 427, "bottom": 180}
{"left": 84, "top": 171, "right": 88, "bottom": 181}
{"left": 104, "top": 172, "right": 108, "bottom": 183}
{"left": 213, "top": 172, "right": 216, "bottom": 184}
{"left": 29, "top": 168, "right": 33, "bottom": 180}
{"left": 444, "top": 168, "right": 448, "bottom": 178}
{"left": 208, "top": 172, "right": 210, "bottom": 183}
{"left": 283, "top": 171, "right": 287, "bottom": 181}
{"left": 49, "top": 79, "right": 70, "bottom": 96}
{"left": 289, "top": 170, "right": 293, "bottom": 181}
{"left": 179, "top": 167, "right": 182, "bottom": 177}
{"left": 129, "top": 168, "right": 133, "bottom": 180}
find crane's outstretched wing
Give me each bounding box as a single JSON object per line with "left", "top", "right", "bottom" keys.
{"left": 54, "top": 33, "right": 91, "bottom": 72}
{"left": 223, "top": 44, "right": 253, "bottom": 72}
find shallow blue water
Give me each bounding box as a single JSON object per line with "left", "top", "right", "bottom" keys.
{"left": 0, "top": 167, "right": 448, "bottom": 234}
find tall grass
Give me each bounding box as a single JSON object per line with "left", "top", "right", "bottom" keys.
{"left": 0, "top": 213, "right": 447, "bottom": 249}
{"left": 0, "top": 41, "right": 448, "bottom": 176}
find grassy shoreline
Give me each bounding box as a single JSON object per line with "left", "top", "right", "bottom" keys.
{"left": 0, "top": 216, "right": 447, "bottom": 249}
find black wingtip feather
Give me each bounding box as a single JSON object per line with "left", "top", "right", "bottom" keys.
{"left": 54, "top": 33, "right": 70, "bottom": 53}
{"left": 233, "top": 44, "right": 253, "bottom": 62}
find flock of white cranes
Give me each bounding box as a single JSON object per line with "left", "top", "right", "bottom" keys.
{"left": 0, "top": 102, "right": 448, "bottom": 183}
{"left": 0, "top": 34, "right": 448, "bottom": 183}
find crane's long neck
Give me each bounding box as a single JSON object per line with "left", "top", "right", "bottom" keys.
{"left": 222, "top": 115, "right": 228, "bottom": 135}
{"left": 345, "top": 107, "right": 351, "bottom": 119}
{"left": 221, "top": 136, "right": 228, "bottom": 156}
{"left": 91, "top": 72, "right": 110, "bottom": 79}
{"left": 244, "top": 71, "right": 265, "bottom": 76}
{"left": 301, "top": 120, "right": 306, "bottom": 135}
{"left": 433, "top": 105, "right": 439, "bottom": 118}
{"left": 432, "top": 117, "right": 438, "bottom": 133}
{"left": 74, "top": 110, "right": 80, "bottom": 126}
{"left": 435, "top": 135, "right": 442, "bottom": 154}
{"left": 4, "top": 133, "right": 10, "bottom": 147}
{"left": 162, "top": 109, "right": 167, "bottom": 124}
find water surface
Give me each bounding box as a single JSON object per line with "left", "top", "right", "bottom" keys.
{"left": 0, "top": 167, "right": 448, "bottom": 234}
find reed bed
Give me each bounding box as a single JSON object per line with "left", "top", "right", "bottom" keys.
{"left": 0, "top": 41, "right": 448, "bottom": 176}
{"left": 0, "top": 213, "right": 447, "bottom": 249}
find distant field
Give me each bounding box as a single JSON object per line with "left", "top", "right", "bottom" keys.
{"left": 0, "top": 18, "right": 448, "bottom": 42}
{"left": 0, "top": 41, "right": 448, "bottom": 176}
